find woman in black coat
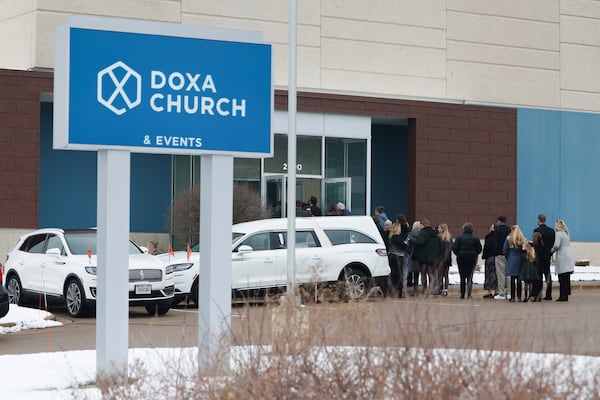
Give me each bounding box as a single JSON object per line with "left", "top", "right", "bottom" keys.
{"left": 452, "top": 222, "right": 483, "bottom": 299}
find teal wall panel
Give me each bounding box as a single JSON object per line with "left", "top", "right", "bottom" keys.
{"left": 518, "top": 108, "right": 600, "bottom": 241}
{"left": 559, "top": 112, "right": 600, "bottom": 240}
{"left": 517, "top": 108, "right": 561, "bottom": 237}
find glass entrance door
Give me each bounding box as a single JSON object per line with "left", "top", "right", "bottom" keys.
{"left": 324, "top": 178, "right": 352, "bottom": 214}
{"left": 265, "top": 175, "right": 286, "bottom": 217}
{"left": 265, "top": 176, "right": 318, "bottom": 218}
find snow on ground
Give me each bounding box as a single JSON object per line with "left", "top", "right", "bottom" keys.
{"left": 2, "top": 343, "right": 600, "bottom": 399}
{"left": 451, "top": 264, "right": 600, "bottom": 285}
{"left": 0, "top": 304, "right": 62, "bottom": 334}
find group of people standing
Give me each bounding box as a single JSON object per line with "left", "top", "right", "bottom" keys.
{"left": 374, "top": 207, "right": 454, "bottom": 299}
{"left": 483, "top": 214, "right": 575, "bottom": 302}
{"left": 374, "top": 207, "right": 575, "bottom": 302}
{"left": 296, "top": 196, "right": 352, "bottom": 217}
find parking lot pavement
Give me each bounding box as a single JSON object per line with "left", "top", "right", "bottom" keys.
{"left": 232, "top": 286, "right": 600, "bottom": 357}
{"left": 2, "top": 285, "right": 599, "bottom": 358}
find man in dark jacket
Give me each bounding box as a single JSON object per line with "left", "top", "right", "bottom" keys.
{"left": 452, "top": 223, "right": 483, "bottom": 299}
{"left": 306, "top": 196, "right": 322, "bottom": 216}
{"left": 412, "top": 218, "right": 441, "bottom": 295}
{"left": 533, "top": 214, "right": 555, "bottom": 300}
{"left": 493, "top": 216, "right": 511, "bottom": 300}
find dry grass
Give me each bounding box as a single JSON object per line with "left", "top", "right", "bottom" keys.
{"left": 75, "top": 296, "right": 600, "bottom": 399}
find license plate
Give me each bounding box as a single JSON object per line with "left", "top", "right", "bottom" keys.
{"left": 135, "top": 284, "right": 152, "bottom": 295}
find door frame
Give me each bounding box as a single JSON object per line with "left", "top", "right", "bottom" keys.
{"left": 263, "top": 174, "right": 287, "bottom": 217}
{"left": 323, "top": 177, "right": 352, "bottom": 213}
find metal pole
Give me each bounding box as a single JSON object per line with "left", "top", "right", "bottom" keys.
{"left": 96, "top": 149, "right": 130, "bottom": 382}
{"left": 286, "top": 0, "right": 297, "bottom": 298}
{"left": 198, "top": 155, "right": 233, "bottom": 373}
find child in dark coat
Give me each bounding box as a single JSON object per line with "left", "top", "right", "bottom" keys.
{"left": 520, "top": 242, "right": 539, "bottom": 302}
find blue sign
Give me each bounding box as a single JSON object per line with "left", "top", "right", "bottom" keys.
{"left": 54, "top": 18, "right": 272, "bottom": 156}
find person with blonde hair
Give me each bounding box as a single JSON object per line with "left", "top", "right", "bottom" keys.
{"left": 434, "top": 223, "right": 453, "bottom": 296}
{"left": 552, "top": 219, "right": 574, "bottom": 302}
{"left": 503, "top": 225, "right": 527, "bottom": 301}
{"left": 519, "top": 242, "right": 539, "bottom": 302}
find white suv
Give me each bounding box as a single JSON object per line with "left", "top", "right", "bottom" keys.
{"left": 159, "top": 216, "right": 390, "bottom": 305}
{"left": 3, "top": 228, "right": 175, "bottom": 317}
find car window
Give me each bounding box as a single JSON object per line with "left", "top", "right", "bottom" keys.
{"left": 65, "top": 232, "right": 97, "bottom": 255}
{"left": 232, "top": 232, "right": 245, "bottom": 245}
{"left": 46, "top": 234, "right": 66, "bottom": 256}
{"left": 127, "top": 241, "right": 144, "bottom": 254}
{"left": 22, "top": 234, "right": 48, "bottom": 253}
{"left": 191, "top": 233, "right": 245, "bottom": 252}
{"left": 238, "top": 232, "right": 271, "bottom": 251}
{"left": 63, "top": 232, "right": 142, "bottom": 255}
{"left": 295, "top": 230, "right": 320, "bottom": 248}
{"left": 278, "top": 230, "right": 320, "bottom": 248}
{"left": 323, "top": 229, "right": 377, "bottom": 245}
{"left": 273, "top": 232, "right": 286, "bottom": 249}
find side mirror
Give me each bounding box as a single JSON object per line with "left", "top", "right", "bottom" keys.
{"left": 139, "top": 246, "right": 149, "bottom": 254}
{"left": 237, "top": 245, "right": 253, "bottom": 253}
{"left": 46, "top": 248, "right": 61, "bottom": 256}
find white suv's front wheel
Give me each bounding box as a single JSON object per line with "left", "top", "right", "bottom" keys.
{"left": 145, "top": 301, "right": 171, "bottom": 316}
{"left": 65, "top": 279, "right": 87, "bottom": 318}
{"left": 6, "top": 275, "right": 22, "bottom": 305}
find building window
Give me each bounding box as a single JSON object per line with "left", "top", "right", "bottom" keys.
{"left": 325, "top": 138, "right": 367, "bottom": 215}
{"left": 264, "top": 134, "right": 322, "bottom": 175}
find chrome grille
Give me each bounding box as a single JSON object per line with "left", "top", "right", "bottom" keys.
{"left": 129, "top": 269, "right": 162, "bottom": 282}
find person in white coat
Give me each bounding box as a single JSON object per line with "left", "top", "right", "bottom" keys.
{"left": 551, "top": 219, "right": 574, "bottom": 302}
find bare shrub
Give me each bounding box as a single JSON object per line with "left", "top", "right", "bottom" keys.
{"left": 170, "top": 182, "right": 273, "bottom": 249}
{"left": 202, "top": 301, "right": 599, "bottom": 400}
{"left": 232, "top": 181, "right": 273, "bottom": 224}
{"left": 170, "top": 185, "right": 200, "bottom": 249}
{"left": 73, "top": 300, "right": 600, "bottom": 399}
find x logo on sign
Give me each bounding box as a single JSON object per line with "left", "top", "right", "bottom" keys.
{"left": 97, "top": 61, "right": 141, "bottom": 115}
{"left": 106, "top": 69, "right": 136, "bottom": 111}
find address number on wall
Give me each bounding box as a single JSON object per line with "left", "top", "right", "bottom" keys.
{"left": 282, "top": 163, "right": 303, "bottom": 171}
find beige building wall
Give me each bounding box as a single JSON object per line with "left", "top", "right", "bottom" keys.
{"left": 560, "top": 0, "right": 600, "bottom": 111}
{"left": 1, "top": 0, "right": 600, "bottom": 111}
{"left": 0, "top": 1, "right": 36, "bottom": 70}
{"left": 446, "top": 0, "right": 561, "bottom": 108}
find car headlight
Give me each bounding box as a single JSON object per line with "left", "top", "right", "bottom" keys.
{"left": 167, "top": 263, "right": 194, "bottom": 274}
{"left": 85, "top": 266, "right": 97, "bottom": 275}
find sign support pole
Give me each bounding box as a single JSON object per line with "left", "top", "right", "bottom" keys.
{"left": 96, "top": 149, "right": 130, "bottom": 382}
{"left": 198, "top": 154, "right": 233, "bottom": 372}
{"left": 286, "top": 0, "right": 297, "bottom": 299}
